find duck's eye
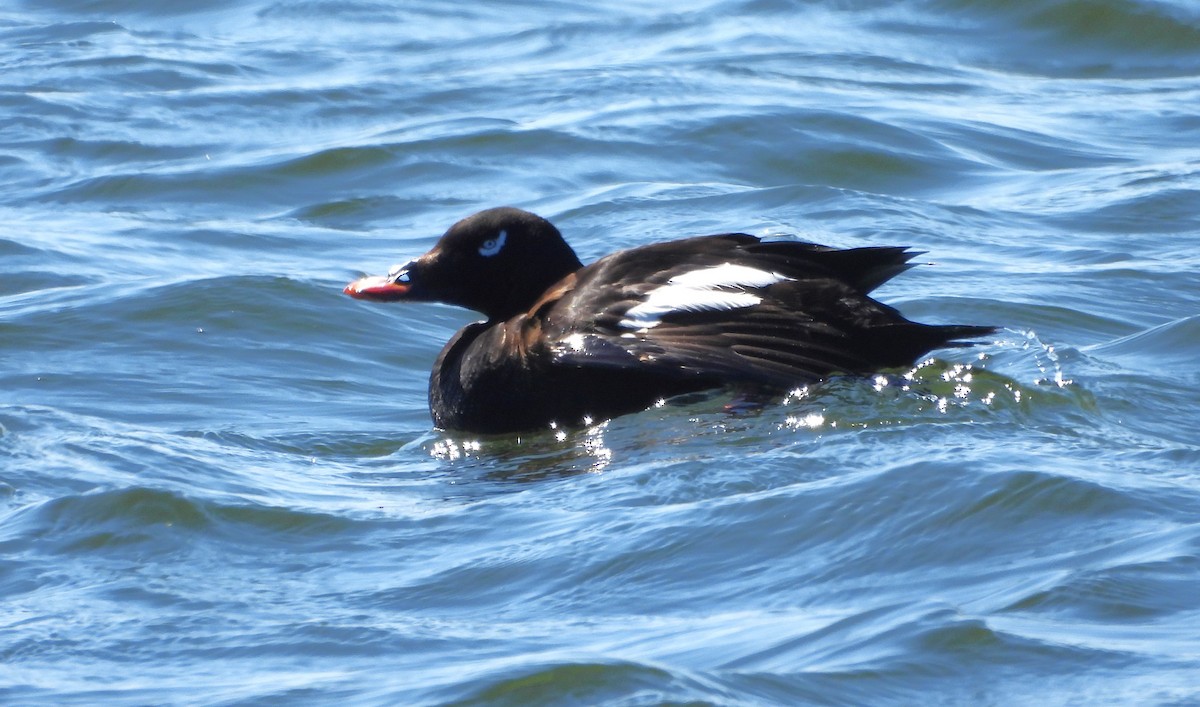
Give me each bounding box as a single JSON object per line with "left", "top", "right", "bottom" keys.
{"left": 478, "top": 230, "right": 507, "bottom": 257}
{"left": 387, "top": 264, "right": 411, "bottom": 282}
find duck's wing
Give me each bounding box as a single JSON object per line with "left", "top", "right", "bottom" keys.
{"left": 537, "top": 234, "right": 992, "bottom": 388}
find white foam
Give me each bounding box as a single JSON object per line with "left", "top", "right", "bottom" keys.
{"left": 563, "top": 332, "right": 587, "bottom": 351}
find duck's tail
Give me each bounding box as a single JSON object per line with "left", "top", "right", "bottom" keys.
{"left": 865, "top": 322, "right": 997, "bottom": 369}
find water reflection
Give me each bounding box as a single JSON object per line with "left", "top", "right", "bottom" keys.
{"left": 425, "top": 419, "right": 615, "bottom": 481}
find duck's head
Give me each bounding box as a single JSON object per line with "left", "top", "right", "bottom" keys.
{"left": 345, "top": 207, "right": 583, "bottom": 321}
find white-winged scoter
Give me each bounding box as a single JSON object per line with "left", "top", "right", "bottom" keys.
{"left": 345, "top": 207, "right": 993, "bottom": 433}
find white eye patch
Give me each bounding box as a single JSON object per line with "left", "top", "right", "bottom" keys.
{"left": 619, "top": 262, "right": 793, "bottom": 330}
{"left": 478, "top": 230, "right": 507, "bottom": 257}
{"left": 387, "top": 264, "right": 411, "bottom": 282}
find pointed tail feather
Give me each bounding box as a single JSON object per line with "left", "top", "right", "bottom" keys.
{"left": 863, "top": 323, "right": 997, "bottom": 369}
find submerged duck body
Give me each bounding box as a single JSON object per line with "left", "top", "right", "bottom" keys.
{"left": 345, "top": 207, "right": 993, "bottom": 434}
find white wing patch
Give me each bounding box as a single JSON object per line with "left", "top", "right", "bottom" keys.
{"left": 478, "top": 230, "right": 507, "bottom": 257}
{"left": 667, "top": 262, "right": 792, "bottom": 289}
{"left": 619, "top": 262, "right": 792, "bottom": 330}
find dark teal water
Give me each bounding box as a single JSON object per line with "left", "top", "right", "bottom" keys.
{"left": 3, "top": 1, "right": 1200, "bottom": 704}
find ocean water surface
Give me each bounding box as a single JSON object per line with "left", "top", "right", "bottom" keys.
{"left": 2, "top": 0, "right": 1199, "bottom": 704}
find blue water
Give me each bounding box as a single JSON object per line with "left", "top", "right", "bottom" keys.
{"left": 3, "top": 0, "right": 1200, "bottom": 704}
